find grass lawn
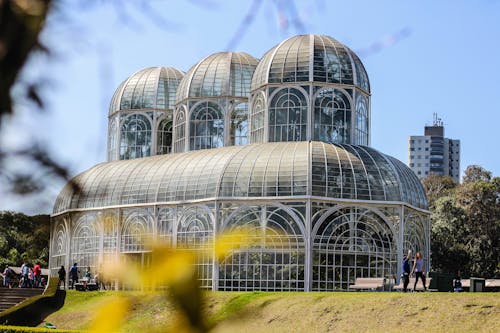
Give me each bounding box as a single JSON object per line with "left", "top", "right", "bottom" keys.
{"left": 39, "top": 290, "right": 500, "bottom": 332}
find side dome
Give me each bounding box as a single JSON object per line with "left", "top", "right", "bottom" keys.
{"left": 175, "top": 52, "right": 258, "bottom": 102}
{"left": 251, "top": 34, "right": 370, "bottom": 92}
{"left": 53, "top": 142, "right": 427, "bottom": 214}
{"left": 109, "top": 67, "right": 184, "bottom": 115}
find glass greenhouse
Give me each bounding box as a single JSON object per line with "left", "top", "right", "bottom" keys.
{"left": 50, "top": 34, "right": 430, "bottom": 291}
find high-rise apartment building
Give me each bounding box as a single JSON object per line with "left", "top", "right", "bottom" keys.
{"left": 408, "top": 114, "right": 460, "bottom": 182}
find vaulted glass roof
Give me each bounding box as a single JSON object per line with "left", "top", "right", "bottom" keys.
{"left": 53, "top": 142, "right": 427, "bottom": 214}
{"left": 175, "top": 52, "right": 258, "bottom": 102}
{"left": 251, "top": 34, "right": 370, "bottom": 92}
{"left": 109, "top": 67, "right": 184, "bottom": 115}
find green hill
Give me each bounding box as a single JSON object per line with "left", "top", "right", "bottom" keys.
{"left": 39, "top": 290, "right": 500, "bottom": 332}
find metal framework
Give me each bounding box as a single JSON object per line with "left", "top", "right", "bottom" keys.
{"left": 51, "top": 142, "right": 430, "bottom": 291}
{"left": 173, "top": 52, "right": 258, "bottom": 153}
{"left": 249, "top": 35, "right": 371, "bottom": 146}
{"left": 51, "top": 34, "right": 430, "bottom": 292}
{"left": 107, "top": 67, "right": 184, "bottom": 161}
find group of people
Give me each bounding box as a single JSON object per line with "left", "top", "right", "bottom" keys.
{"left": 57, "top": 263, "right": 106, "bottom": 291}
{"left": 401, "top": 250, "right": 427, "bottom": 292}
{"left": 2, "top": 262, "right": 45, "bottom": 288}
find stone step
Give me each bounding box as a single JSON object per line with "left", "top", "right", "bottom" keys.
{"left": 0, "top": 288, "right": 44, "bottom": 313}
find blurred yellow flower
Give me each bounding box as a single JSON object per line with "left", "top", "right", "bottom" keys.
{"left": 88, "top": 296, "right": 130, "bottom": 332}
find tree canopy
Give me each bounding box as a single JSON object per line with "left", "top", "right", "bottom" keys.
{"left": 427, "top": 165, "right": 500, "bottom": 278}
{"left": 0, "top": 211, "right": 50, "bottom": 268}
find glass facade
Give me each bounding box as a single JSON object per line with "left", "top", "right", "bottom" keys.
{"left": 174, "top": 52, "right": 258, "bottom": 152}
{"left": 249, "top": 35, "right": 370, "bottom": 146}
{"left": 108, "top": 67, "right": 184, "bottom": 161}
{"left": 52, "top": 34, "right": 429, "bottom": 292}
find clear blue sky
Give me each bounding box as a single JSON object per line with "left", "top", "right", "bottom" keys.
{"left": 1, "top": 0, "right": 499, "bottom": 214}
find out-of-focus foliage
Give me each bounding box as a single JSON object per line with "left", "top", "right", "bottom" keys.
{"left": 0, "top": 211, "right": 50, "bottom": 267}
{"left": 0, "top": 0, "right": 51, "bottom": 117}
{"left": 427, "top": 165, "right": 500, "bottom": 278}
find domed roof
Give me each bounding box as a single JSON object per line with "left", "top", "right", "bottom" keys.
{"left": 175, "top": 52, "right": 258, "bottom": 102}
{"left": 251, "top": 34, "right": 370, "bottom": 92}
{"left": 109, "top": 67, "right": 184, "bottom": 115}
{"left": 53, "top": 142, "right": 427, "bottom": 214}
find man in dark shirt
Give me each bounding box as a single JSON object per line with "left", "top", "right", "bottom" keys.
{"left": 402, "top": 250, "right": 411, "bottom": 292}
{"left": 69, "top": 263, "right": 79, "bottom": 289}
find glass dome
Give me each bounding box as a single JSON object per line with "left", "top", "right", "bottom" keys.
{"left": 109, "top": 67, "right": 184, "bottom": 115}
{"left": 54, "top": 141, "right": 427, "bottom": 213}
{"left": 251, "top": 34, "right": 370, "bottom": 92}
{"left": 175, "top": 52, "right": 258, "bottom": 102}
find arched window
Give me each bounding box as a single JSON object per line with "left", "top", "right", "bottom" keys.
{"left": 157, "top": 118, "right": 173, "bottom": 154}
{"left": 173, "top": 109, "right": 186, "bottom": 153}
{"left": 71, "top": 214, "right": 99, "bottom": 269}
{"left": 51, "top": 221, "right": 68, "bottom": 274}
{"left": 250, "top": 95, "right": 265, "bottom": 143}
{"left": 313, "top": 88, "right": 351, "bottom": 144}
{"left": 355, "top": 95, "right": 368, "bottom": 145}
{"left": 108, "top": 116, "right": 118, "bottom": 161}
{"left": 269, "top": 88, "right": 307, "bottom": 142}
{"left": 121, "top": 210, "right": 153, "bottom": 253}
{"left": 312, "top": 207, "right": 396, "bottom": 291}
{"left": 218, "top": 205, "right": 305, "bottom": 291}
{"left": 177, "top": 206, "right": 213, "bottom": 289}
{"left": 230, "top": 103, "right": 248, "bottom": 146}
{"left": 189, "top": 101, "right": 224, "bottom": 150}
{"left": 120, "top": 113, "right": 152, "bottom": 160}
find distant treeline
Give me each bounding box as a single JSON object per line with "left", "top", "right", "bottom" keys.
{"left": 0, "top": 211, "right": 50, "bottom": 268}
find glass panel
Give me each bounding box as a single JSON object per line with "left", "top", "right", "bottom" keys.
{"left": 230, "top": 103, "right": 248, "bottom": 146}
{"left": 120, "top": 113, "right": 152, "bottom": 160}
{"left": 269, "top": 88, "right": 307, "bottom": 142}
{"left": 189, "top": 102, "right": 224, "bottom": 150}
{"left": 157, "top": 118, "right": 173, "bottom": 155}
{"left": 313, "top": 88, "right": 351, "bottom": 144}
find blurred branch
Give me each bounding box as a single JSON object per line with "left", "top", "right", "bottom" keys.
{"left": 0, "top": 0, "right": 52, "bottom": 122}
{"left": 226, "top": 0, "right": 263, "bottom": 51}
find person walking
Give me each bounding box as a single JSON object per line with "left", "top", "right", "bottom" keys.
{"left": 3, "top": 265, "right": 12, "bottom": 288}
{"left": 20, "top": 262, "right": 30, "bottom": 288}
{"left": 58, "top": 265, "right": 66, "bottom": 290}
{"left": 33, "top": 262, "right": 42, "bottom": 288}
{"left": 401, "top": 250, "right": 411, "bottom": 292}
{"left": 69, "top": 263, "right": 79, "bottom": 289}
{"left": 411, "top": 252, "right": 426, "bottom": 291}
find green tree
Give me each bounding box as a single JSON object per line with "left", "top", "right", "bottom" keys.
{"left": 0, "top": 211, "right": 50, "bottom": 267}
{"left": 454, "top": 171, "right": 500, "bottom": 277}
{"left": 462, "top": 165, "right": 492, "bottom": 183}
{"left": 429, "top": 165, "right": 500, "bottom": 278}
{"left": 422, "top": 174, "right": 457, "bottom": 209}
{"left": 430, "top": 196, "right": 470, "bottom": 276}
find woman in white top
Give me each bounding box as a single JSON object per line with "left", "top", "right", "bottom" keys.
{"left": 411, "top": 252, "right": 426, "bottom": 291}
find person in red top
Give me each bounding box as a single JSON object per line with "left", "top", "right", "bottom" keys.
{"left": 33, "top": 262, "right": 42, "bottom": 288}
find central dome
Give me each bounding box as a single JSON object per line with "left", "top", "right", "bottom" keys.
{"left": 251, "top": 34, "right": 370, "bottom": 92}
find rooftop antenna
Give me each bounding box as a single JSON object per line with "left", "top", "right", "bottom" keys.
{"left": 433, "top": 113, "right": 443, "bottom": 127}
